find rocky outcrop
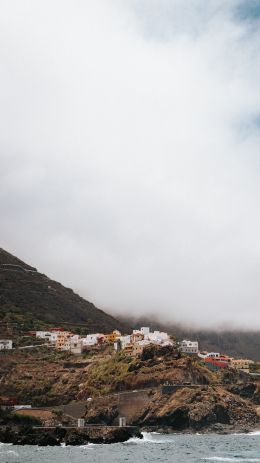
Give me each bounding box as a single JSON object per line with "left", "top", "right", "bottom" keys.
{"left": 227, "top": 383, "right": 260, "bottom": 405}
{"left": 78, "top": 350, "right": 216, "bottom": 401}
{"left": 85, "top": 386, "right": 259, "bottom": 433}
{"left": 0, "top": 425, "right": 142, "bottom": 446}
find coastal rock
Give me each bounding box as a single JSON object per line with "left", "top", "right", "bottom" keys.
{"left": 84, "top": 385, "right": 259, "bottom": 433}
{"left": 227, "top": 383, "right": 260, "bottom": 405}
{"left": 64, "top": 430, "right": 89, "bottom": 446}
{"left": 0, "top": 425, "right": 142, "bottom": 446}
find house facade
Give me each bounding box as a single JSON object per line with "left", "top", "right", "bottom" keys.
{"left": 231, "top": 358, "right": 254, "bottom": 373}
{"left": 0, "top": 340, "right": 12, "bottom": 350}
{"left": 180, "top": 340, "right": 199, "bottom": 354}
{"left": 55, "top": 332, "right": 72, "bottom": 349}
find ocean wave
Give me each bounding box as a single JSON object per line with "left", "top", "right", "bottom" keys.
{"left": 125, "top": 432, "right": 174, "bottom": 444}
{"left": 204, "top": 458, "right": 260, "bottom": 462}
{"left": 229, "top": 430, "right": 260, "bottom": 436}
{"left": 0, "top": 449, "right": 20, "bottom": 457}
{"left": 79, "top": 443, "right": 96, "bottom": 449}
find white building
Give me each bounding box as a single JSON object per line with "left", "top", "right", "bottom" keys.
{"left": 114, "top": 335, "right": 132, "bottom": 351}
{"left": 36, "top": 331, "right": 53, "bottom": 340}
{"left": 120, "top": 335, "right": 131, "bottom": 348}
{"left": 0, "top": 340, "right": 12, "bottom": 350}
{"left": 49, "top": 332, "right": 59, "bottom": 343}
{"left": 144, "top": 330, "right": 170, "bottom": 344}
{"left": 198, "top": 352, "right": 220, "bottom": 359}
{"left": 35, "top": 331, "right": 67, "bottom": 343}
{"left": 136, "top": 339, "right": 152, "bottom": 348}
{"left": 69, "top": 334, "right": 81, "bottom": 343}
{"left": 141, "top": 327, "right": 150, "bottom": 335}
{"left": 81, "top": 334, "right": 101, "bottom": 346}
{"left": 180, "top": 340, "right": 199, "bottom": 354}
{"left": 70, "top": 340, "right": 83, "bottom": 355}
{"left": 14, "top": 405, "right": 32, "bottom": 410}
{"left": 60, "top": 338, "right": 83, "bottom": 354}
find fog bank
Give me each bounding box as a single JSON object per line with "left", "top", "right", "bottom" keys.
{"left": 1, "top": 1, "right": 260, "bottom": 328}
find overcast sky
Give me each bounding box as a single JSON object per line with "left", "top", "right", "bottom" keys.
{"left": 1, "top": 1, "right": 260, "bottom": 329}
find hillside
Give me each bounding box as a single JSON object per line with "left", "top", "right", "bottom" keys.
{"left": 0, "top": 248, "right": 128, "bottom": 334}
{"left": 1, "top": 343, "right": 259, "bottom": 434}
{"left": 1, "top": 246, "right": 260, "bottom": 360}
{"left": 81, "top": 346, "right": 259, "bottom": 433}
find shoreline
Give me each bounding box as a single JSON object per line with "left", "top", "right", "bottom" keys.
{"left": 1, "top": 424, "right": 260, "bottom": 446}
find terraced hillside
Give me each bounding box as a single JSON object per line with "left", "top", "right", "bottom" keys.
{"left": 0, "top": 248, "right": 128, "bottom": 333}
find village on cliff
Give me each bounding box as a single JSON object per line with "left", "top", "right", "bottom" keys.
{"left": 1, "top": 325, "right": 258, "bottom": 375}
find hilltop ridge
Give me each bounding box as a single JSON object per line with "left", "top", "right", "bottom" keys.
{"left": 0, "top": 248, "right": 128, "bottom": 334}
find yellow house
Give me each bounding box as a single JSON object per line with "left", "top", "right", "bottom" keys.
{"left": 103, "top": 331, "right": 121, "bottom": 344}
{"left": 231, "top": 359, "right": 253, "bottom": 373}
{"left": 55, "top": 332, "right": 72, "bottom": 350}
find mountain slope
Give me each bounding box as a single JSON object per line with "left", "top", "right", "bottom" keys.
{"left": 0, "top": 248, "right": 128, "bottom": 333}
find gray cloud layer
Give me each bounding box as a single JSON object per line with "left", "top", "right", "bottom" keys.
{"left": 1, "top": 1, "right": 260, "bottom": 328}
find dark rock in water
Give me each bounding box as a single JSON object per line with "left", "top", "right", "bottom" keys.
{"left": 36, "top": 433, "right": 60, "bottom": 446}
{"left": 0, "top": 425, "right": 142, "bottom": 446}
{"left": 20, "top": 433, "right": 59, "bottom": 446}
{"left": 65, "top": 431, "right": 89, "bottom": 446}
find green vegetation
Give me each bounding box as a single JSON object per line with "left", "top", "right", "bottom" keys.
{"left": 0, "top": 304, "right": 47, "bottom": 331}
{"left": 84, "top": 352, "right": 133, "bottom": 396}
{"left": 0, "top": 409, "right": 41, "bottom": 426}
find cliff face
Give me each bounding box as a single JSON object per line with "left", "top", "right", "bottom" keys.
{"left": 81, "top": 346, "right": 259, "bottom": 433}
{"left": 135, "top": 386, "right": 258, "bottom": 431}
{"left": 1, "top": 344, "right": 259, "bottom": 433}
{"left": 0, "top": 248, "right": 128, "bottom": 333}
{"left": 84, "top": 385, "right": 259, "bottom": 432}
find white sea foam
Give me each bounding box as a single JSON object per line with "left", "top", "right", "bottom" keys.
{"left": 229, "top": 430, "right": 260, "bottom": 436}
{"left": 79, "top": 443, "right": 96, "bottom": 449}
{"left": 204, "top": 458, "right": 260, "bottom": 462}
{"left": 125, "top": 432, "right": 174, "bottom": 444}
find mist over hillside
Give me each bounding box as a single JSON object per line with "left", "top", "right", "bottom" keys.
{"left": 1, "top": 246, "right": 260, "bottom": 360}
{"left": 120, "top": 316, "right": 260, "bottom": 361}
{"left": 1, "top": 2, "right": 260, "bottom": 329}
{"left": 0, "top": 248, "right": 128, "bottom": 334}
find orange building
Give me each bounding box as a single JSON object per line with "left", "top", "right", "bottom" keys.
{"left": 55, "top": 331, "right": 72, "bottom": 349}
{"left": 103, "top": 330, "right": 121, "bottom": 344}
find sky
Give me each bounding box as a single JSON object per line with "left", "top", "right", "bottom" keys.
{"left": 1, "top": 1, "right": 260, "bottom": 329}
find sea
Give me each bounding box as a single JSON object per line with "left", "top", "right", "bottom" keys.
{"left": 1, "top": 431, "right": 260, "bottom": 463}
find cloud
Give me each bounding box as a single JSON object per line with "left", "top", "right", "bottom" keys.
{"left": 1, "top": 0, "right": 260, "bottom": 329}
